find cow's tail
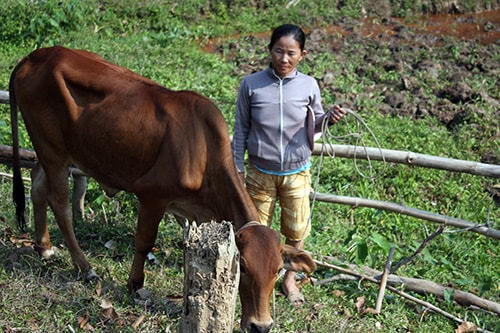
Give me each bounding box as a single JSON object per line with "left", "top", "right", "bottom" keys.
{"left": 9, "top": 61, "right": 27, "bottom": 231}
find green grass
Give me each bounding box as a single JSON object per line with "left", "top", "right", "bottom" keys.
{"left": 0, "top": 0, "right": 499, "bottom": 332}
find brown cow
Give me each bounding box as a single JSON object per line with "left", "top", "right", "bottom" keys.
{"left": 9, "top": 46, "right": 316, "bottom": 333}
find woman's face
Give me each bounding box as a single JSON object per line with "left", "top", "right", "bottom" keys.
{"left": 269, "top": 35, "right": 306, "bottom": 78}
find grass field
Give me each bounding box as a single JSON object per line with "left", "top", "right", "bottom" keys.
{"left": 0, "top": 1, "right": 498, "bottom": 332}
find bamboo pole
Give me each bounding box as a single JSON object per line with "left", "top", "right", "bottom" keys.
{"left": 313, "top": 143, "right": 500, "bottom": 178}
{"left": 1, "top": 142, "right": 498, "bottom": 239}
{"left": 0, "top": 90, "right": 8, "bottom": 104}
{"left": 3, "top": 88, "right": 499, "bottom": 179}
{"left": 312, "top": 192, "right": 500, "bottom": 239}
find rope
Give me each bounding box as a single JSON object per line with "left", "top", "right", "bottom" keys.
{"left": 301, "top": 107, "right": 387, "bottom": 242}
{"left": 319, "top": 107, "right": 387, "bottom": 180}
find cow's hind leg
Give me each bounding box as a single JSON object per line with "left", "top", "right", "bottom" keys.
{"left": 31, "top": 163, "right": 54, "bottom": 258}
{"left": 71, "top": 173, "right": 87, "bottom": 224}
{"left": 41, "top": 162, "right": 97, "bottom": 281}
{"left": 127, "top": 196, "right": 165, "bottom": 292}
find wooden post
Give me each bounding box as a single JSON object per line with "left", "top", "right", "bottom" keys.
{"left": 180, "top": 220, "right": 240, "bottom": 333}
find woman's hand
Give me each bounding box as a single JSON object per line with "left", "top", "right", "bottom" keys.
{"left": 329, "top": 105, "right": 347, "bottom": 124}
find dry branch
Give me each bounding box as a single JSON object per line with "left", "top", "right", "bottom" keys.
{"left": 391, "top": 225, "right": 444, "bottom": 274}
{"left": 314, "top": 258, "right": 495, "bottom": 333}
{"left": 313, "top": 255, "right": 500, "bottom": 316}
{"left": 375, "top": 247, "right": 394, "bottom": 312}
{"left": 0, "top": 145, "right": 86, "bottom": 177}
{"left": 312, "top": 192, "right": 500, "bottom": 240}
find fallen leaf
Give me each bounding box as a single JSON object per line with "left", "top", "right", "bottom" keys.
{"left": 77, "top": 312, "right": 90, "bottom": 329}
{"left": 95, "top": 281, "right": 102, "bottom": 297}
{"left": 355, "top": 295, "right": 366, "bottom": 313}
{"left": 10, "top": 233, "right": 34, "bottom": 247}
{"left": 333, "top": 289, "right": 345, "bottom": 297}
{"left": 313, "top": 303, "right": 324, "bottom": 311}
{"left": 99, "top": 298, "right": 113, "bottom": 309}
{"left": 361, "top": 308, "right": 379, "bottom": 316}
{"left": 102, "top": 307, "right": 115, "bottom": 319}
{"left": 104, "top": 239, "right": 116, "bottom": 250}
{"left": 455, "top": 321, "right": 478, "bottom": 333}
{"left": 100, "top": 300, "right": 121, "bottom": 323}
{"left": 134, "top": 288, "right": 153, "bottom": 307}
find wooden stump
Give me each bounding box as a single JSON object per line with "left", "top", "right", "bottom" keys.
{"left": 179, "top": 220, "right": 240, "bottom": 333}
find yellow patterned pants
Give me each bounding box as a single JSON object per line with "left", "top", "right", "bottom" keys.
{"left": 246, "top": 164, "right": 311, "bottom": 241}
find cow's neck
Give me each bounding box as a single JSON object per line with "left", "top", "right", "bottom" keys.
{"left": 211, "top": 170, "right": 259, "bottom": 231}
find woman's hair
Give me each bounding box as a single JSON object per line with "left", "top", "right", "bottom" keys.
{"left": 268, "top": 24, "right": 306, "bottom": 51}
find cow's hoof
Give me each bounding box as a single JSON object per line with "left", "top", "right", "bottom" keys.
{"left": 85, "top": 269, "right": 99, "bottom": 282}
{"left": 36, "top": 245, "right": 59, "bottom": 259}
{"left": 127, "top": 280, "right": 144, "bottom": 294}
{"left": 134, "top": 288, "right": 153, "bottom": 306}
{"left": 78, "top": 269, "right": 99, "bottom": 282}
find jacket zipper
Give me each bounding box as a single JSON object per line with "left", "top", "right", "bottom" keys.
{"left": 279, "top": 78, "right": 284, "bottom": 170}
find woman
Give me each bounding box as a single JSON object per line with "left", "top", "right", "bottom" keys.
{"left": 232, "top": 24, "right": 346, "bottom": 306}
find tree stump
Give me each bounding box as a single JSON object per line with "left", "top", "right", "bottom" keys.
{"left": 179, "top": 220, "right": 240, "bottom": 333}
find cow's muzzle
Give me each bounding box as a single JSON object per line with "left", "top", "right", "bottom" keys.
{"left": 248, "top": 322, "right": 273, "bottom": 333}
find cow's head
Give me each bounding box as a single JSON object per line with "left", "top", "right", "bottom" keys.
{"left": 235, "top": 222, "right": 316, "bottom": 333}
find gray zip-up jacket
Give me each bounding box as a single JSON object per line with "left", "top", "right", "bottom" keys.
{"left": 233, "top": 66, "right": 328, "bottom": 173}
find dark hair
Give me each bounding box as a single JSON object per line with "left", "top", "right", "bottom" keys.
{"left": 268, "top": 24, "right": 306, "bottom": 51}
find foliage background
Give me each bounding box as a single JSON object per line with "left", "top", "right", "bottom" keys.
{"left": 0, "top": 1, "right": 499, "bottom": 332}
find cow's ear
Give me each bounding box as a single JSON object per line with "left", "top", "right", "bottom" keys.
{"left": 281, "top": 244, "right": 317, "bottom": 274}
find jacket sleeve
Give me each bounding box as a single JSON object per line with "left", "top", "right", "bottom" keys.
{"left": 310, "top": 79, "right": 328, "bottom": 133}
{"left": 232, "top": 79, "right": 251, "bottom": 173}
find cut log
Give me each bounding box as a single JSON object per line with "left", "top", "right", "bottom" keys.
{"left": 180, "top": 220, "right": 240, "bottom": 333}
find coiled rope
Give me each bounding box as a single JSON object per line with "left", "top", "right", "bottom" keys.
{"left": 302, "top": 107, "right": 387, "bottom": 241}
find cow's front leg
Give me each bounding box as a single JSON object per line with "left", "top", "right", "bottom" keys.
{"left": 127, "top": 197, "right": 165, "bottom": 292}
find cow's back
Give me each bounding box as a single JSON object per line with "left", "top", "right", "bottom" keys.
{"left": 12, "top": 47, "right": 229, "bottom": 194}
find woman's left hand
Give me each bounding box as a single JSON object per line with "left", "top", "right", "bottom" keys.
{"left": 329, "top": 105, "right": 347, "bottom": 124}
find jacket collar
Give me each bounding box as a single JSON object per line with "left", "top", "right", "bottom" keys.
{"left": 266, "top": 64, "right": 298, "bottom": 81}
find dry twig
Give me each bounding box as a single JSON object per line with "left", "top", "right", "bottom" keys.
{"left": 313, "top": 258, "right": 496, "bottom": 333}
{"left": 390, "top": 225, "right": 444, "bottom": 274}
